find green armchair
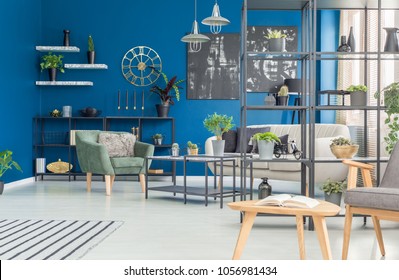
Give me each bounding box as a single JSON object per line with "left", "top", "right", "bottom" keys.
{"left": 75, "top": 130, "right": 154, "bottom": 196}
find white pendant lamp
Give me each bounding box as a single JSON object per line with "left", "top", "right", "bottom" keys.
{"left": 181, "top": 0, "right": 210, "bottom": 53}
{"left": 202, "top": 0, "right": 230, "bottom": 34}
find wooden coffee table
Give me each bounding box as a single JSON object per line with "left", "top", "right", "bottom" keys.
{"left": 228, "top": 200, "right": 341, "bottom": 260}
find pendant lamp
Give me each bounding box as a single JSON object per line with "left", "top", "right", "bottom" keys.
{"left": 181, "top": 0, "right": 210, "bottom": 53}
{"left": 202, "top": 0, "right": 230, "bottom": 34}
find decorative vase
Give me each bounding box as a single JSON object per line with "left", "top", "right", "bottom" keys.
{"left": 48, "top": 68, "right": 57, "bottom": 81}
{"left": 276, "top": 96, "right": 288, "bottom": 106}
{"left": 171, "top": 148, "right": 179, "bottom": 157}
{"left": 257, "top": 140, "right": 274, "bottom": 160}
{"left": 87, "top": 51, "right": 95, "bottom": 64}
{"left": 212, "top": 140, "right": 225, "bottom": 156}
{"left": 348, "top": 26, "right": 356, "bottom": 52}
{"left": 330, "top": 145, "right": 359, "bottom": 159}
{"left": 258, "top": 177, "right": 272, "bottom": 199}
{"left": 350, "top": 91, "right": 367, "bottom": 106}
{"left": 268, "top": 38, "right": 286, "bottom": 52}
{"left": 153, "top": 138, "right": 163, "bottom": 145}
{"left": 337, "top": 35, "right": 351, "bottom": 52}
{"left": 264, "top": 94, "right": 276, "bottom": 106}
{"left": 188, "top": 148, "right": 198, "bottom": 155}
{"left": 63, "top": 30, "right": 70, "bottom": 47}
{"left": 156, "top": 104, "right": 170, "bottom": 117}
{"left": 0, "top": 181, "right": 4, "bottom": 195}
{"left": 324, "top": 192, "right": 342, "bottom": 206}
{"left": 383, "top": 27, "right": 399, "bottom": 52}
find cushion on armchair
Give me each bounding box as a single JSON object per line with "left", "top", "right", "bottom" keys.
{"left": 98, "top": 133, "right": 136, "bottom": 157}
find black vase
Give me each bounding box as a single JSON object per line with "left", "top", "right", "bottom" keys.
{"left": 156, "top": 104, "right": 170, "bottom": 117}
{"left": 383, "top": 27, "right": 399, "bottom": 52}
{"left": 348, "top": 26, "right": 355, "bottom": 52}
{"left": 48, "top": 68, "right": 57, "bottom": 81}
{"left": 337, "top": 35, "right": 351, "bottom": 52}
{"left": 87, "top": 51, "right": 95, "bottom": 64}
{"left": 276, "top": 96, "right": 288, "bottom": 106}
{"left": 63, "top": 30, "right": 70, "bottom": 47}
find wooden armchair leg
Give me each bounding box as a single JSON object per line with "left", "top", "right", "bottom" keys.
{"left": 139, "top": 174, "right": 146, "bottom": 193}
{"left": 86, "top": 173, "right": 92, "bottom": 192}
{"left": 371, "top": 216, "right": 386, "bottom": 256}
{"left": 110, "top": 175, "right": 115, "bottom": 191}
{"left": 342, "top": 205, "right": 353, "bottom": 260}
{"left": 105, "top": 175, "right": 112, "bottom": 196}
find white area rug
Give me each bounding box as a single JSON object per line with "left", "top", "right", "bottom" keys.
{"left": 0, "top": 219, "right": 123, "bottom": 260}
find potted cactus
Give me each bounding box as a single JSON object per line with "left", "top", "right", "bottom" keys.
{"left": 265, "top": 29, "right": 287, "bottom": 52}
{"left": 87, "top": 35, "right": 95, "bottom": 64}
{"left": 187, "top": 141, "right": 198, "bottom": 155}
{"left": 347, "top": 84, "right": 368, "bottom": 106}
{"left": 276, "top": 85, "right": 289, "bottom": 106}
{"left": 330, "top": 137, "right": 359, "bottom": 159}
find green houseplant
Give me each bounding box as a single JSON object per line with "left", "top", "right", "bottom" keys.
{"left": 330, "top": 137, "right": 359, "bottom": 159}
{"left": 152, "top": 134, "right": 163, "bottom": 145}
{"left": 321, "top": 178, "right": 346, "bottom": 206}
{"left": 252, "top": 132, "right": 281, "bottom": 159}
{"left": 40, "top": 52, "right": 65, "bottom": 81}
{"left": 203, "top": 113, "right": 235, "bottom": 156}
{"left": 347, "top": 84, "right": 368, "bottom": 106}
{"left": 150, "top": 69, "right": 184, "bottom": 117}
{"left": 264, "top": 29, "right": 287, "bottom": 52}
{"left": 87, "top": 35, "right": 95, "bottom": 64}
{"left": 187, "top": 141, "right": 198, "bottom": 155}
{"left": 375, "top": 82, "right": 399, "bottom": 154}
{"left": 0, "top": 150, "right": 22, "bottom": 194}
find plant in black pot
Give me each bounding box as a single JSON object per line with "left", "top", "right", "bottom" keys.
{"left": 347, "top": 84, "right": 368, "bottom": 106}
{"left": 40, "top": 52, "right": 65, "bottom": 81}
{"left": 276, "top": 85, "right": 289, "bottom": 106}
{"left": 149, "top": 69, "right": 184, "bottom": 117}
{"left": 321, "top": 178, "right": 346, "bottom": 206}
{"left": 87, "top": 35, "right": 95, "bottom": 64}
{"left": 375, "top": 82, "right": 399, "bottom": 154}
{"left": 265, "top": 29, "right": 287, "bottom": 52}
{"left": 0, "top": 150, "right": 22, "bottom": 195}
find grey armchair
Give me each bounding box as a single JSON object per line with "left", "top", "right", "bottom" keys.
{"left": 75, "top": 130, "right": 154, "bottom": 196}
{"left": 342, "top": 143, "right": 399, "bottom": 259}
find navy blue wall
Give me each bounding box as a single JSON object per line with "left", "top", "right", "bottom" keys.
{"left": 0, "top": 0, "right": 41, "bottom": 183}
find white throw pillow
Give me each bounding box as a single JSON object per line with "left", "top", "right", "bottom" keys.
{"left": 98, "top": 133, "right": 136, "bottom": 157}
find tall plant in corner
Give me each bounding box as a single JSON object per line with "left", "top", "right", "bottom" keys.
{"left": 0, "top": 150, "right": 22, "bottom": 194}
{"left": 375, "top": 82, "right": 399, "bottom": 154}
{"left": 203, "top": 113, "right": 234, "bottom": 156}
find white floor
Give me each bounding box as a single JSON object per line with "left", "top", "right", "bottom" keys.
{"left": 1, "top": 177, "right": 398, "bottom": 260}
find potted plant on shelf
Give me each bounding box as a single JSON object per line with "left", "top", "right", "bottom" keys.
{"left": 251, "top": 132, "right": 281, "bottom": 160}
{"left": 40, "top": 52, "right": 65, "bottom": 81}
{"left": 203, "top": 113, "right": 235, "bottom": 156}
{"left": 149, "top": 68, "right": 184, "bottom": 117}
{"left": 152, "top": 134, "right": 163, "bottom": 145}
{"left": 87, "top": 35, "right": 95, "bottom": 64}
{"left": 375, "top": 82, "right": 399, "bottom": 154}
{"left": 321, "top": 178, "right": 346, "bottom": 206}
{"left": 264, "top": 29, "right": 287, "bottom": 52}
{"left": 0, "top": 150, "right": 22, "bottom": 195}
{"left": 330, "top": 137, "right": 359, "bottom": 159}
{"left": 171, "top": 143, "right": 179, "bottom": 157}
{"left": 276, "top": 85, "right": 289, "bottom": 106}
{"left": 187, "top": 141, "right": 198, "bottom": 155}
{"left": 347, "top": 84, "right": 368, "bottom": 106}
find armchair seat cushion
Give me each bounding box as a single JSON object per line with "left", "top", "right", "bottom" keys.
{"left": 345, "top": 187, "right": 399, "bottom": 211}
{"left": 110, "top": 157, "right": 144, "bottom": 168}
{"left": 98, "top": 132, "right": 136, "bottom": 157}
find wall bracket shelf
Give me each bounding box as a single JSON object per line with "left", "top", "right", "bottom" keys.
{"left": 35, "top": 46, "right": 80, "bottom": 52}
{"left": 35, "top": 81, "right": 93, "bottom": 86}
{"left": 64, "top": 64, "right": 108, "bottom": 69}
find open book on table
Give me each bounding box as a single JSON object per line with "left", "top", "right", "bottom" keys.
{"left": 254, "top": 194, "right": 320, "bottom": 209}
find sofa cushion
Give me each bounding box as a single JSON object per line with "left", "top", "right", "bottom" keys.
{"left": 222, "top": 130, "right": 237, "bottom": 152}
{"left": 235, "top": 127, "right": 271, "bottom": 153}
{"left": 110, "top": 157, "right": 144, "bottom": 168}
{"left": 345, "top": 187, "right": 399, "bottom": 211}
{"left": 98, "top": 133, "right": 136, "bottom": 157}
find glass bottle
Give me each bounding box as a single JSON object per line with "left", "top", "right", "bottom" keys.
{"left": 337, "top": 35, "right": 351, "bottom": 52}
{"left": 258, "top": 177, "right": 272, "bottom": 199}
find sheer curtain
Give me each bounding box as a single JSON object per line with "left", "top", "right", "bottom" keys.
{"left": 337, "top": 10, "right": 399, "bottom": 180}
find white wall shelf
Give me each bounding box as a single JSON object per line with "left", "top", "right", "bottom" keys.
{"left": 64, "top": 64, "right": 108, "bottom": 69}
{"left": 35, "top": 81, "right": 93, "bottom": 86}
{"left": 35, "top": 46, "right": 80, "bottom": 52}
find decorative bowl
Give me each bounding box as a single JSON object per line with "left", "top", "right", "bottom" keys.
{"left": 330, "top": 145, "right": 359, "bottom": 159}
{"left": 79, "top": 107, "right": 101, "bottom": 117}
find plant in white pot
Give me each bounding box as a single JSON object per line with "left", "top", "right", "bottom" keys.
{"left": 347, "top": 84, "right": 368, "bottom": 106}
{"left": 264, "top": 29, "right": 287, "bottom": 52}
{"left": 152, "top": 134, "right": 163, "bottom": 145}
{"left": 0, "top": 150, "right": 22, "bottom": 195}
{"left": 252, "top": 132, "right": 281, "bottom": 159}
{"left": 321, "top": 178, "right": 346, "bottom": 206}
{"left": 330, "top": 137, "right": 359, "bottom": 159}
{"left": 203, "top": 113, "right": 234, "bottom": 156}
{"left": 187, "top": 141, "right": 199, "bottom": 155}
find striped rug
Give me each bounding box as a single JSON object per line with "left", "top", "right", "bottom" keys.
{"left": 0, "top": 219, "right": 123, "bottom": 260}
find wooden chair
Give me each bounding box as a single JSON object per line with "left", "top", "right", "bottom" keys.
{"left": 342, "top": 143, "right": 399, "bottom": 259}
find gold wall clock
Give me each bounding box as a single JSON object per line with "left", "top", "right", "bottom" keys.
{"left": 121, "top": 46, "right": 162, "bottom": 86}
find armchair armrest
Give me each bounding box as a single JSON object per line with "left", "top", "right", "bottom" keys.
{"left": 342, "top": 160, "right": 374, "bottom": 190}
{"left": 134, "top": 141, "right": 155, "bottom": 174}
{"left": 76, "top": 139, "right": 115, "bottom": 175}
